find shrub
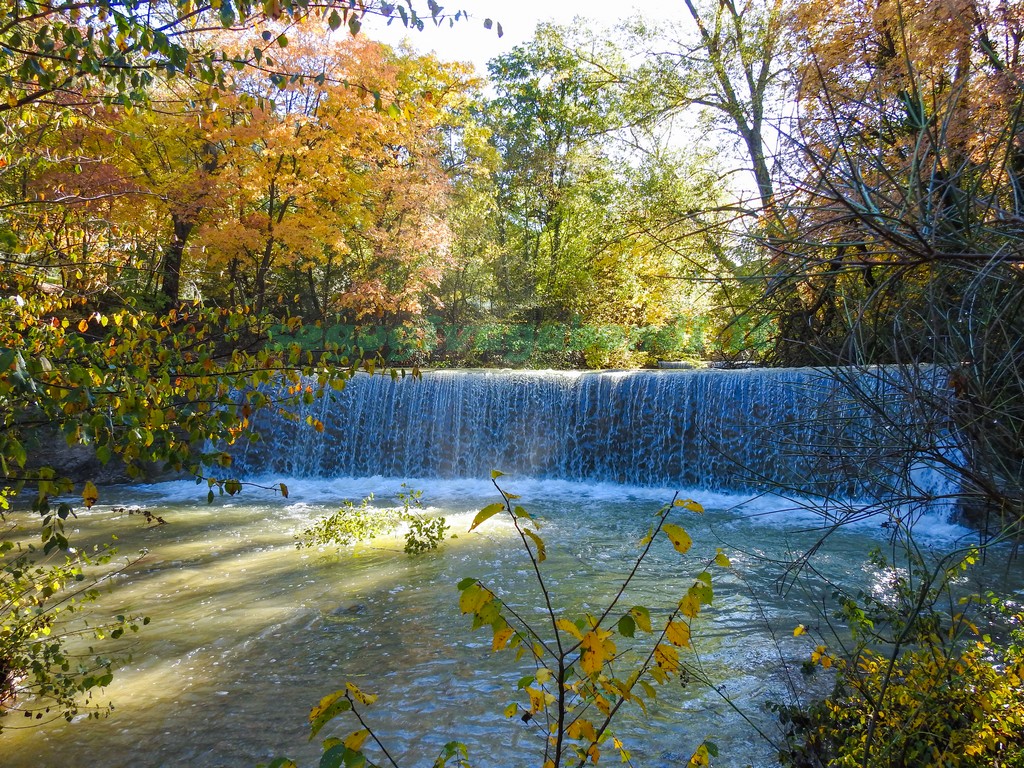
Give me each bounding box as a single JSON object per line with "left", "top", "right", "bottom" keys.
{"left": 779, "top": 547, "right": 1024, "bottom": 768}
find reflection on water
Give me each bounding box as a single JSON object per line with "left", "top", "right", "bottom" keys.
{"left": 1, "top": 478, "right": 975, "bottom": 768}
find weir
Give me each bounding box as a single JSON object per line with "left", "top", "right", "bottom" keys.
{"left": 234, "top": 367, "right": 961, "bottom": 501}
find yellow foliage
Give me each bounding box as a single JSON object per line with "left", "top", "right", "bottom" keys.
{"left": 653, "top": 643, "right": 680, "bottom": 673}
{"left": 665, "top": 619, "right": 691, "bottom": 648}
{"left": 786, "top": 639, "right": 1024, "bottom": 767}
{"left": 679, "top": 593, "right": 701, "bottom": 619}
{"left": 567, "top": 718, "right": 598, "bottom": 743}
{"left": 556, "top": 617, "right": 583, "bottom": 640}
{"left": 662, "top": 523, "right": 693, "bottom": 555}
{"left": 458, "top": 583, "right": 494, "bottom": 615}
{"left": 342, "top": 729, "right": 369, "bottom": 751}
{"left": 526, "top": 686, "right": 553, "bottom": 714}
{"left": 580, "top": 628, "right": 616, "bottom": 677}
{"left": 345, "top": 682, "right": 377, "bottom": 706}
{"left": 492, "top": 623, "right": 515, "bottom": 652}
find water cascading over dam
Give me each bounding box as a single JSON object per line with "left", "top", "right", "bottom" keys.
{"left": 233, "top": 367, "right": 960, "bottom": 500}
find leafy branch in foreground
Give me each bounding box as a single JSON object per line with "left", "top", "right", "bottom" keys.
{"left": 0, "top": 509, "right": 148, "bottom": 731}
{"left": 270, "top": 475, "right": 728, "bottom": 767}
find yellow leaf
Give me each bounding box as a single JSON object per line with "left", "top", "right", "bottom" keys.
{"left": 77, "top": 318, "right": 89, "bottom": 332}
{"left": 629, "top": 606, "right": 652, "bottom": 633}
{"left": 469, "top": 502, "right": 504, "bottom": 532}
{"left": 580, "top": 628, "right": 616, "bottom": 677}
{"left": 567, "top": 718, "right": 598, "bottom": 743}
{"left": 679, "top": 593, "right": 701, "bottom": 619}
{"left": 714, "top": 549, "right": 731, "bottom": 567}
{"left": 666, "top": 620, "right": 691, "bottom": 648}
{"left": 535, "top": 667, "right": 553, "bottom": 685}
{"left": 82, "top": 481, "right": 99, "bottom": 508}
{"left": 556, "top": 618, "right": 583, "bottom": 640}
{"left": 458, "top": 583, "right": 493, "bottom": 614}
{"left": 490, "top": 469, "right": 504, "bottom": 479}
{"left": 309, "top": 690, "right": 351, "bottom": 738}
{"left": 654, "top": 643, "right": 680, "bottom": 672}
{"left": 342, "top": 729, "right": 369, "bottom": 751}
{"left": 504, "top": 702, "right": 518, "bottom": 718}
{"left": 662, "top": 523, "right": 692, "bottom": 555}
{"left": 674, "top": 498, "right": 704, "bottom": 513}
{"left": 526, "top": 686, "right": 547, "bottom": 713}
{"left": 524, "top": 528, "right": 547, "bottom": 562}
{"left": 492, "top": 624, "right": 515, "bottom": 652}
{"left": 793, "top": 624, "right": 807, "bottom": 637}
{"left": 345, "top": 682, "right": 377, "bottom": 706}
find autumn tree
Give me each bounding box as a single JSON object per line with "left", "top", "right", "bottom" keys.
{"left": 186, "top": 32, "right": 467, "bottom": 361}
{"left": 751, "top": 0, "right": 1024, "bottom": 531}
{"left": 0, "top": 0, "right": 473, "bottom": 722}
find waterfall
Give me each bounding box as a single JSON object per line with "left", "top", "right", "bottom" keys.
{"left": 232, "top": 367, "right": 962, "bottom": 501}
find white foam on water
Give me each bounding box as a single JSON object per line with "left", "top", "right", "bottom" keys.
{"left": 124, "top": 473, "right": 974, "bottom": 544}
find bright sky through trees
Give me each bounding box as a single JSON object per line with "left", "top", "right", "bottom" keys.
{"left": 362, "top": 0, "right": 689, "bottom": 73}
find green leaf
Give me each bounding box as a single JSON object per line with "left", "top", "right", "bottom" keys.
{"left": 318, "top": 744, "right": 362, "bottom": 768}
{"left": 628, "top": 605, "right": 652, "bottom": 632}
{"left": 469, "top": 502, "right": 504, "bottom": 532}
{"left": 617, "top": 614, "right": 636, "bottom": 638}
{"left": 456, "top": 577, "right": 478, "bottom": 591}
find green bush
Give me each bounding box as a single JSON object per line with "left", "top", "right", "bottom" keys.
{"left": 296, "top": 487, "right": 447, "bottom": 555}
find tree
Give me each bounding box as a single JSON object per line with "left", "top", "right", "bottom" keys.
{"left": 631, "top": 0, "right": 791, "bottom": 213}
{"left": 188, "top": 32, "right": 464, "bottom": 352}
{"left": 483, "top": 24, "right": 625, "bottom": 323}
{"left": 0, "top": 0, "right": 466, "bottom": 723}
{"left": 480, "top": 22, "right": 733, "bottom": 342}
{"left": 768, "top": 0, "right": 1024, "bottom": 524}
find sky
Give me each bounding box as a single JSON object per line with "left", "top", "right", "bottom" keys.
{"left": 360, "top": 0, "right": 691, "bottom": 74}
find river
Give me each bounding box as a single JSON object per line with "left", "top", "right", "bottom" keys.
{"left": 1, "top": 476, "right": 975, "bottom": 768}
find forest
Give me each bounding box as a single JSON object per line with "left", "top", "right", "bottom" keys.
{"left": 1, "top": 0, "right": 1023, "bottom": 766}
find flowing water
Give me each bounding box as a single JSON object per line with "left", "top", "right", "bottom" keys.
{"left": 1, "top": 477, "right": 974, "bottom": 768}
{"left": 234, "top": 368, "right": 960, "bottom": 500}
{"left": 2, "top": 368, "right": 977, "bottom": 767}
